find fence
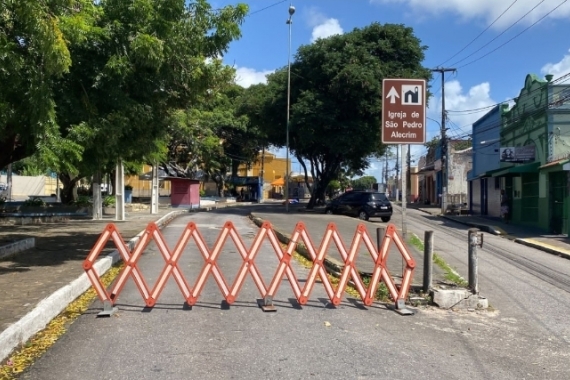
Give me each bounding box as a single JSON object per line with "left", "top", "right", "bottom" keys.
{"left": 84, "top": 221, "right": 416, "bottom": 314}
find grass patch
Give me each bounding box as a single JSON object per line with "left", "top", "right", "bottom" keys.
{"left": 408, "top": 233, "right": 468, "bottom": 287}
{"left": 287, "top": 244, "right": 390, "bottom": 302}
{"left": 0, "top": 263, "right": 124, "bottom": 379}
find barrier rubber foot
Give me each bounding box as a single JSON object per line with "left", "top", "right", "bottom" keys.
{"left": 97, "top": 301, "right": 118, "bottom": 318}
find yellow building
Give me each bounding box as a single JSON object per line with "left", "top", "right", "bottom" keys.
{"left": 235, "top": 151, "right": 291, "bottom": 200}
{"left": 126, "top": 164, "right": 171, "bottom": 197}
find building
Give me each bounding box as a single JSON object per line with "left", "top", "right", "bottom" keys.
{"left": 468, "top": 105, "right": 502, "bottom": 216}
{"left": 492, "top": 73, "right": 570, "bottom": 233}
{"left": 203, "top": 151, "right": 293, "bottom": 200}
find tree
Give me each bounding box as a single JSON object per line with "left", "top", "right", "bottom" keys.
{"left": 51, "top": 0, "right": 248, "bottom": 202}
{"left": 0, "top": 0, "right": 91, "bottom": 169}
{"left": 351, "top": 176, "right": 377, "bottom": 191}
{"left": 256, "top": 23, "right": 431, "bottom": 208}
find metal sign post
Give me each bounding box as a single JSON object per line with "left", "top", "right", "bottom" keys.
{"left": 382, "top": 78, "right": 426, "bottom": 238}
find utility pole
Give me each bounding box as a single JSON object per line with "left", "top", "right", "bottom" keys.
{"left": 384, "top": 149, "right": 389, "bottom": 188}
{"left": 407, "top": 144, "right": 411, "bottom": 200}
{"left": 395, "top": 145, "right": 399, "bottom": 202}
{"left": 431, "top": 67, "right": 456, "bottom": 214}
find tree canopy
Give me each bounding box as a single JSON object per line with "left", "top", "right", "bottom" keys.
{"left": 0, "top": 0, "right": 85, "bottom": 169}
{"left": 243, "top": 22, "right": 431, "bottom": 207}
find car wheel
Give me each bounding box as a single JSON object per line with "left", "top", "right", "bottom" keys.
{"left": 381, "top": 216, "right": 391, "bottom": 222}
{"left": 358, "top": 210, "right": 369, "bottom": 221}
{"left": 325, "top": 208, "right": 333, "bottom": 215}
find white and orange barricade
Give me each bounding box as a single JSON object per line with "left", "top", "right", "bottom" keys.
{"left": 83, "top": 221, "right": 416, "bottom": 316}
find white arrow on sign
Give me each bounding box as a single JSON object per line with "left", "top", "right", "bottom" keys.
{"left": 386, "top": 86, "right": 400, "bottom": 104}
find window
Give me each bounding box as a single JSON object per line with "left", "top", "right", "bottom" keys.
{"left": 370, "top": 193, "right": 388, "bottom": 202}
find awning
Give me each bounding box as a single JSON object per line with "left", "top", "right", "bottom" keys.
{"left": 473, "top": 167, "right": 504, "bottom": 179}
{"left": 418, "top": 164, "right": 435, "bottom": 173}
{"left": 491, "top": 162, "right": 541, "bottom": 177}
{"left": 539, "top": 158, "right": 570, "bottom": 169}
{"left": 271, "top": 178, "right": 284, "bottom": 186}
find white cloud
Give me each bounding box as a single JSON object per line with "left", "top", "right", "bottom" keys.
{"left": 311, "top": 19, "right": 343, "bottom": 42}
{"left": 541, "top": 49, "right": 570, "bottom": 80}
{"left": 371, "top": 0, "right": 570, "bottom": 28}
{"left": 306, "top": 8, "right": 343, "bottom": 43}
{"left": 429, "top": 80, "right": 496, "bottom": 137}
{"left": 234, "top": 66, "right": 274, "bottom": 88}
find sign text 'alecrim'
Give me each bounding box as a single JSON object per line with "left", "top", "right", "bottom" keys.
{"left": 381, "top": 78, "right": 426, "bottom": 144}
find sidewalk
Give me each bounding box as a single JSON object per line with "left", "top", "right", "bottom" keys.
{"left": 0, "top": 206, "right": 188, "bottom": 362}
{"left": 408, "top": 203, "right": 570, "bottom": 259}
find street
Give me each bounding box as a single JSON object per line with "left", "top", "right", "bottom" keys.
{"left": 19, "top": 205, "right": 570, "bottom": 380}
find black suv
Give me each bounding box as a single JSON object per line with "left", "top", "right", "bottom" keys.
{"left": 324, "top": 191, "right": 392, "bottom": 222}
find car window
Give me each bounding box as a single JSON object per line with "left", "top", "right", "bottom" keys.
{"left": 341, "top": 192, "right": 359, "bottom": 202}
{"left": 370, "top": 193, "right": 388, "bottom": 202}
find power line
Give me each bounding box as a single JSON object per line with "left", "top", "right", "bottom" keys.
{"left": 447, "top": 70, "right": 570, "bottom": 114}
{"left": 449, "top": 87, "right": 570, "bottom": 142}
{"left": 458, "top": 0, "right": 568, "bottom": 69}
{"left": 438, "top": 0, "right": 519, "bottom": 67}
{"left": 248, "top": 0, "right": 288, "bottom": 16}
{"left": 449, "top": 0, "right": 546, "bottom": 68}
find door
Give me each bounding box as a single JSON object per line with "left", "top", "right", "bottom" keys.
{"left": 336, "top": 192, "right": 355, "bottom": 216}
{"left": 481, "top": 178, "right": 488, "bottom": 215}
{"left": 345, "top": 192, "right": 364, "bottom": 216}
{"left": 549, "top": 171, "right": 567, "bottom": 234}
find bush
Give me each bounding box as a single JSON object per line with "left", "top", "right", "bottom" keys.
{"left": 199, "top": 189, "right": 206, "bottom": 197}
{"left": 73, "top": 196, "right": 92, "bottom": 208}
{"left": 103, "top": 195, "right": 116, "bottom": 207}
{"left": 23, "top": 197, "right": 47, "bottom": 207}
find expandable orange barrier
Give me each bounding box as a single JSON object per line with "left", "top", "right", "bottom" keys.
{"left": 83, "top": 221, "right": 415, "bottom": 312}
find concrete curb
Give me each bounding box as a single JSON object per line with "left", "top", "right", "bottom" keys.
{"left": 0, "top": 238, "right": 35, "bottom": 260}
{"left": 249, "top": 213, "right": 396, "bottom": 281}
{"left": 514, "top": 238, "right": 570, "bottom": 259}
{"left": 0, "top": 209, "right": 188, "bottom": 363}
{"left": 440, "top": 215, "right": 505, "bottom": 236}
{"left": 440, "top": 215, "right": 570, "bottom": 259}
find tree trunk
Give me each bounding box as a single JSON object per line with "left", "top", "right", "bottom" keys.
{"left": 216, "top": 178, "right": 225, "bottom": 197}
{"left": 59, "top": 174, "right": 80, "bottom": 204}
{"left": 307, "top": 181, "right": 328, "bottom": 209}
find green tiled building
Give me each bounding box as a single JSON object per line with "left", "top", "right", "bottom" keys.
{"left": 496, "top": 74, "right": 570, "bottom": 234}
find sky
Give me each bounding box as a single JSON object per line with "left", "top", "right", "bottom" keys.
{"left": 212, "top": 0, "right": 570, "bottom": 179}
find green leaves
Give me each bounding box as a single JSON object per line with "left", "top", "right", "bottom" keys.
{"left": 244, "top": 22, "right": 431, "bottom": 207}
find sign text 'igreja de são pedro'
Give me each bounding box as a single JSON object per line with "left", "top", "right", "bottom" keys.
{"left": 381, "top": 78, "right": 426, "bottom": 144}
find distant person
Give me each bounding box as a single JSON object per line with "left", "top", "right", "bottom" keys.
{"left": 500, "top": 190, "right": 509, "bottom": 223}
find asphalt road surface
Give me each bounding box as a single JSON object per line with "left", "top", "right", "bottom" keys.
{"left": 20, "top": 205, "right": 570, "bottom": 380}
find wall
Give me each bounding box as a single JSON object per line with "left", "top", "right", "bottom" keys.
{"left": 447, "top": 148, "right": 472, "bottom": 205}
{"left": 126, "top": 164, "right": 171, "bottom": 197}
{"left": 470, "top": 105, "right": 501, "bottom": 179}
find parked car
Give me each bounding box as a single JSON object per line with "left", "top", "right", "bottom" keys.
{"left": 324, "top": 191, "right": 392, "bottom": 222}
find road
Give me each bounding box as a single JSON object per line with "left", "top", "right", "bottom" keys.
{"left": 20, "top": 205, "right": 570, "bottom": 380}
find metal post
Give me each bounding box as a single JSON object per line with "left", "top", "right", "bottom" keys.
{"left": 151, "top": 163, "right": 159, "bottom": 214}
{"left": 401, "top": 144, "right": 407, "bottom": 238}
{"left": 285, "top": 5, "right": 295, "bottom": 212}
{"left": 92, "top": 171, "right": 102, "bottom": 220}
{"left": 468, "top": 228, "right": 479, "bottom": 294}
{"left": 395, "top": 145, "right": 399, "bottom": 202}
{"left": 376, "top": 227, "right": 386, "bottom": 253}
{"left": 115, "top": 160, "right": 125, "bottom": 221}
{"left": 6, "top": 163, "right": 12, "bottom": 201}
{"left": 56, "top": 173, "right": 60, "bottom": 202}
{"left": 423, "top": 231, "right": 433, "bottom": 293}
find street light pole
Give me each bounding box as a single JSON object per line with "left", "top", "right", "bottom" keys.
{"left": 285, "top": 4, "right": 295, "bottom": 212}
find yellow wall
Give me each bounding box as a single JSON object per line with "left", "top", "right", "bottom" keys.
{"left": 126, "top": 164, "right": 171, "bottom": 197}
{"left": 237, "top": 152, "right": 291, "bottom": 183}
